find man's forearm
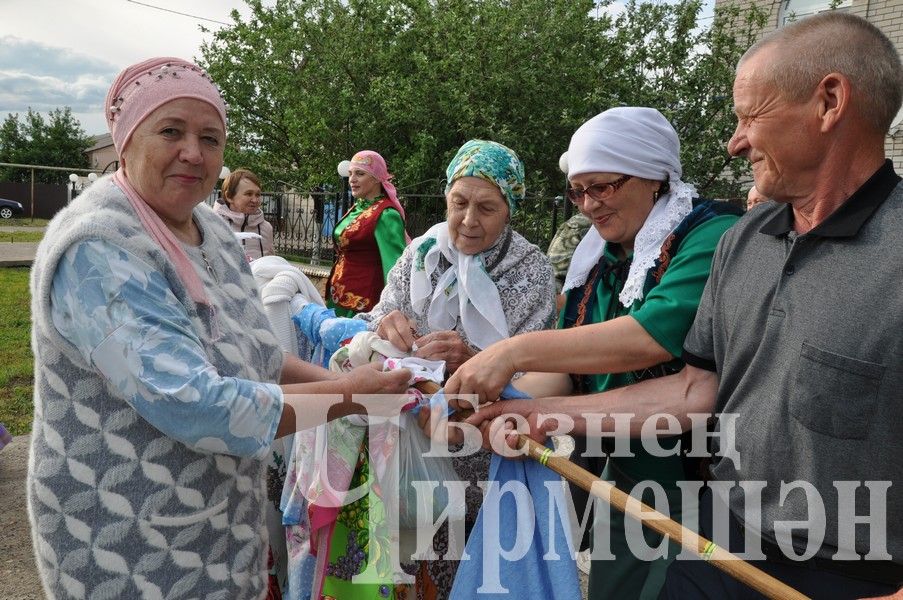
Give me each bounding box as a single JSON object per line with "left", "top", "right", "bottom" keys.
{"left": 555, "top": 365, "right": 718, "bottom": 436}
{"left": 469, "top": 365, "right": 718, "bottom": 437}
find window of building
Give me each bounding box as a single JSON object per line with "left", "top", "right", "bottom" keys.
{"left": 779, "top": 0, "right": 852, "bottom": 25}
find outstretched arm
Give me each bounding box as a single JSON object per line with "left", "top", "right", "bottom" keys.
{"left": 464, "top": 364, "right": 718, "bottom": 449}
{"left": 279, "top": 352, "right": 339, "bottom": 384}
{"left": 445, "top": 315, "right": 670, "bottom": 404}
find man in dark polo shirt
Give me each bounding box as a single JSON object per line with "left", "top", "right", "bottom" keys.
{"left": 656, "top": 12, "right": 903, "bottom": 594}
{"left": 463, "top": 10, "right": 902, "bottom": 599}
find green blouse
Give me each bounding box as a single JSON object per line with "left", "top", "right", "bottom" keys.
{"left": 571, "top": 213, "right": 739, "bottom": 600}
{"left": 562, "top": 214, "right": 738, "bottom": 395}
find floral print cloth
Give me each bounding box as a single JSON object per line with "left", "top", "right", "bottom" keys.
{"left": 282, "top": 323, "right": 449, "bottom": 600}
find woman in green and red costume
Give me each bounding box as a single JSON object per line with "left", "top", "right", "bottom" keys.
{"left": 327, "top": 151, "right": 409, "bottom": 317}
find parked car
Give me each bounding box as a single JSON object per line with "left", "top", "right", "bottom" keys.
{"left": 0, "top": 198, "right": 24, "bottom": 219}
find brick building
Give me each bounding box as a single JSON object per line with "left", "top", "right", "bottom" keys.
{"left": 716, "top": 0, "right": 903, "bottom": 170}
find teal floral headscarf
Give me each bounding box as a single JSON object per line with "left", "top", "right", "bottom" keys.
{"left": 444, "top": 139, "right": 526, "bottom": 212}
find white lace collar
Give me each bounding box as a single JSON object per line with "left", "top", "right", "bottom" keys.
{"left": 562, "top": 180, "right": 696, "bottom": 307}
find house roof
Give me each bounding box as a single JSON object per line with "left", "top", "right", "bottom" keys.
{"left": 85, "top": 133, "right": 114, "bottom": 153}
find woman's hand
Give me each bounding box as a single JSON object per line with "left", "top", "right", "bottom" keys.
{"left": 443, "top": 339, "right": 517, "bottom": 406}
{"left": 278, "top": 364, "right": 412, "bottom": 434}
{"left": 416, "top": 402, "right": 487, "bottom": 449}
{"left": 335, "top": 364, "right": 412, "bottom": 418}
{"left": 342, "top": 363, "right": 411, "bottom": 396}
{"left": 413, "top": 330, "right": 476, "bottom": 373}
{"left": 376, "top": 310, "right": 419, "bottom": 352}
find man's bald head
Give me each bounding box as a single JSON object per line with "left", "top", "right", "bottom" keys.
{"left": 739, "top": 12, "right": 902, "bottom": 134}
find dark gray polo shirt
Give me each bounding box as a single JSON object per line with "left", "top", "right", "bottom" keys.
{"left": 683, "top": 160, "right": 903, "bottom": 565}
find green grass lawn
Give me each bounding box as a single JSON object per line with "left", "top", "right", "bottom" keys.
{"left": 0, "top": 267, "right": 33, "bottom": 435}
{"left": 1, "top": 231, "right": 44, "bottom": 243}
{"left": 0, "top": 217, "right": 49, "bottom": 227}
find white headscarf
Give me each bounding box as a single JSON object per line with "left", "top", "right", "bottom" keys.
{"left": 409, "top": 222, "right": 509, "bottom": 350}
{"left": 562, "top": 107, "right": 696, "bottom": 307}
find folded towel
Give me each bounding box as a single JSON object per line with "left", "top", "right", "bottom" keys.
{"left": 449, "top": 385, "right": 581, "bottom": 599}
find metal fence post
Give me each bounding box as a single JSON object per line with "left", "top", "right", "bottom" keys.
{"left": 551, "top": 196, "right": 562, "bottom": 240}
{"left": 30, "top": 168, "right": 35, "bottom": 222}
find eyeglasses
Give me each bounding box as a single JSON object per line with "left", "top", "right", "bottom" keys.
{"left": 566, "top": 174, "right": 633, "bottom": 205}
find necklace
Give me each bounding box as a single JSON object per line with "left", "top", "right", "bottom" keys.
{"left": 200, "top": 249, "right": 218, "bottom": 283}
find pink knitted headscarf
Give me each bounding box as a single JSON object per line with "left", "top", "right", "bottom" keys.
{"left": 348, "top": 150, "right": 406, "bottom": 220}
{"left": 105, "top": 56, "right": 226, "bottom": 155}
{"left": 106, "top": 57, "right": 227, "bottom": 309}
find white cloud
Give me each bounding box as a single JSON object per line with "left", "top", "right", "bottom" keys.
{"left": 0, "top": 71, "right": 92, "bottom": 109}
{"left": 0, "top": 69, "right": 112, "bottom": 113}
{"left": 0, "top": 37, "right": 117, "bottom": 134}
{"left": 0, "top": 0, "right": 255, "bottom": 135}
{"left": 0, "top": 36, "right": 117, "bottom": 79}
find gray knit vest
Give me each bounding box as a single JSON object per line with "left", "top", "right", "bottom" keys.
{"left": 28, "top": 176, "right": 283, "bottom": 600}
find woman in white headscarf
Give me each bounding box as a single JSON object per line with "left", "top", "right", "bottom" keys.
{"left": 446, "top": 107, "right": 742, "bottom": 598}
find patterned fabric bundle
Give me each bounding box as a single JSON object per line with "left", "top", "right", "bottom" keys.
{"left": 280, "top": 324, "right": 450, "bottom": 600}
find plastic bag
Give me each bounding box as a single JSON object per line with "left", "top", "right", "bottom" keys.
{"left": 395, "top": 412, "right": 466, "bottom": 529}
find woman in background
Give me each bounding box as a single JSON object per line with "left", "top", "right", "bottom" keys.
{"left": 214, "top": 167, "right": 274, "bottom": 260}
{"left": 327, "top": 151, "right": 407, "bottom": 317}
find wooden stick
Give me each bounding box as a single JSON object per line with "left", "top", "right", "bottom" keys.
{"left": 517, "top": 434, "right": 810, "bottom": 600}
{"left": 412, "top": 380, "right": 808, "bottom": 598}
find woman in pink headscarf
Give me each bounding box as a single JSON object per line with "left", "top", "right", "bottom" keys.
{"left": 327, "top": 151, "right": 408, "bottom": 317}
{"left": 26, "top": 57, "right": 411, "bottom": 600}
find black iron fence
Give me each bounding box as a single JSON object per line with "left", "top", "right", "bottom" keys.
{"left": 208, "top": 188, "right": 572, "bottom": 265}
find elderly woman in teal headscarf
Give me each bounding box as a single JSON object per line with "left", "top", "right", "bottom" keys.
{"left": 282, "top": 140, "right": 556, "bottom": 600}
{"left": 361, "top": 140, "right": 555, "bottom": 372}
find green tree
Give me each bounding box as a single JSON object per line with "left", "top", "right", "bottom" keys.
{"left": 0, "top": 107, "right": 93, "bottom": 184}
{"left": 201, "top": 0, "right": 765, "bottom": 199}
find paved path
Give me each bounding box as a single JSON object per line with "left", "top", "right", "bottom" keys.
{"left": 0, "top": 226, "right": 46, "bottom": 233}
{"left": 0, "top": 435, "right": 44, "bottom": 599}
{"left": 0, "top": 239, "right": 331, "bottom": 281}
{"left": 0, "top": 242, "right": 39, "bottom": 267}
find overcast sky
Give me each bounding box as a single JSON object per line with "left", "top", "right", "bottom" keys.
{"left": 0, "top": 0, "right": 255, "bottom": 136}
